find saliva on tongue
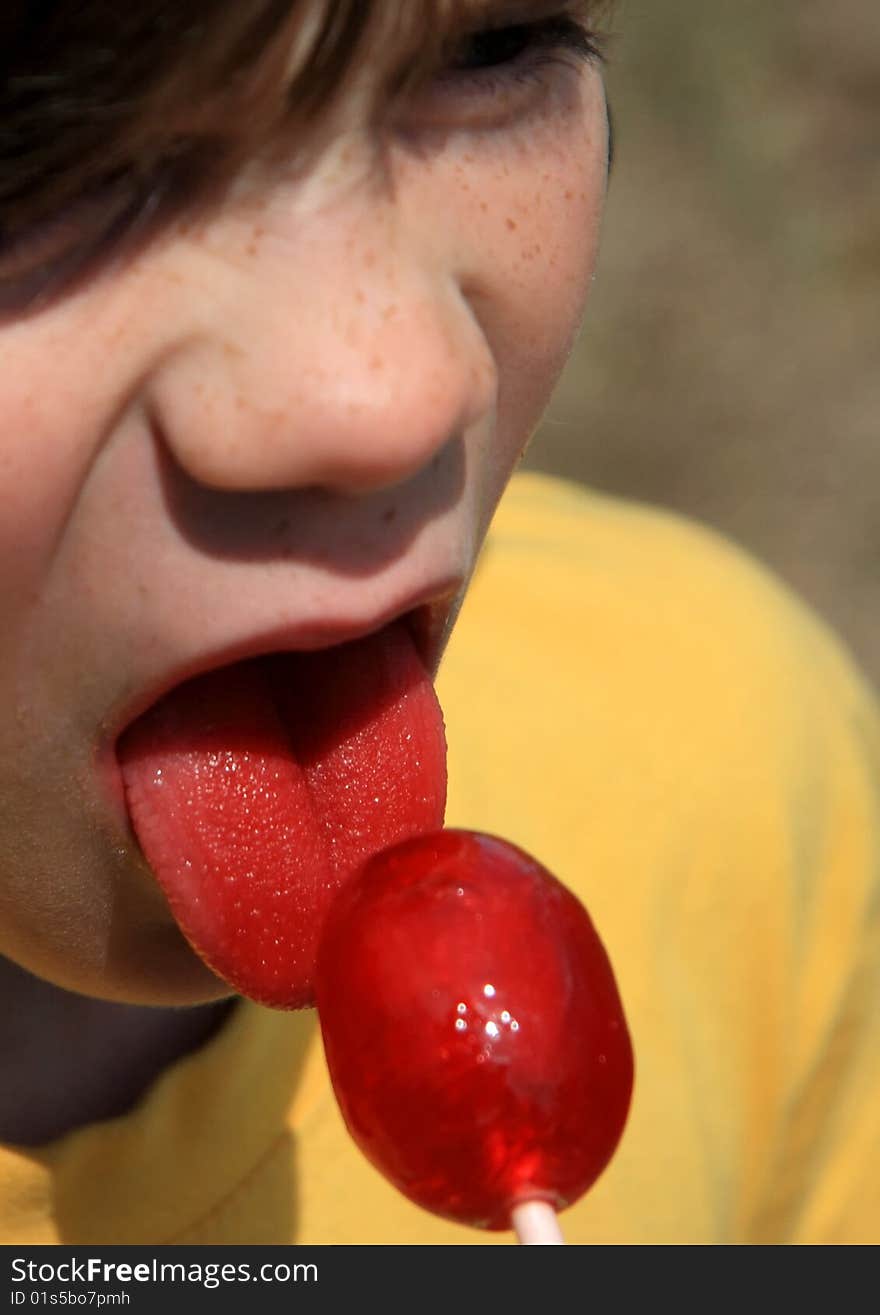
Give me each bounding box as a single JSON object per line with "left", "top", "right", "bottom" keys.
{"left": 118, "top": 619, "right": 446, "bottom": 1008}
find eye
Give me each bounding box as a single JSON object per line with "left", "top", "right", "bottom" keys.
{"left": 453, "top": 23, "right": 552, "bottom": 71}
{"left": 448, "top": 15, "right": 601, "bottom": 76}
{"left": 402, "top": 12, "right": 604, "bottom": 132}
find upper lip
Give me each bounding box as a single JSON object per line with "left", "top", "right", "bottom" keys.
{"left": 104, "top": 577, "right": 463, "bottom": 750}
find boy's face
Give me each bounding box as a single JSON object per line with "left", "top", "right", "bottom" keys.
{"left": 0, "top": 5, "right": 609, "bottom": 1004}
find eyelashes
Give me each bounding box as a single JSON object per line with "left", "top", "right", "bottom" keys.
{"left": 445, "top": 14, "right": 603, "bottom": 80}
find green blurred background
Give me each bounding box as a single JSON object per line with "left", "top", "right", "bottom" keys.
{"left": 524, "top": 0, "right": 880, "bottom": 685}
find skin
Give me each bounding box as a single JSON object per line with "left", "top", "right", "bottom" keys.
{"left": 0, "top": 3, "right": 609, "bottom": 1140}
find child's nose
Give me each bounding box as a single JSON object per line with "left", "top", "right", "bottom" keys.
{"left": 146, "top": 215, "right": 497, "bottom": 497}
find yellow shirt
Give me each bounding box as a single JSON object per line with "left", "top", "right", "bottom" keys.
{"left": 2, "top": 472, "right": 878, "bottom": 1244}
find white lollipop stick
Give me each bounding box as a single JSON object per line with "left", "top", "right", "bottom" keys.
{"left": 511, "top": 1200, "right": 565, "bottom": 1245}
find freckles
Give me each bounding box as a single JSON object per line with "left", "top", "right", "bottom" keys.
{"left": 490, "top": 166, "right": 602, "bottom": 370}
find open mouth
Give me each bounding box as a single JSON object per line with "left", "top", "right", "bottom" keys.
{"left": 116, "top": 615, "right": 448, "bottom": 1009}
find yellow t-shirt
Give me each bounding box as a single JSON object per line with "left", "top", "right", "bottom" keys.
{"left": 2, "top": 472, "right": 878, "bottom": 1244}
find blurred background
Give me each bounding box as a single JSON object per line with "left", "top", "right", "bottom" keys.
{"left": 523, "top": 0, "right": 880, "bottom": 686}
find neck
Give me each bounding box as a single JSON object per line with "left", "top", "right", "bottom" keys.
{"left": 0, "top": 955, "right": 235, "bottom": 1147}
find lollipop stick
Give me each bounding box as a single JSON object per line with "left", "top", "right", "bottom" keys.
{"left": 511, "top": 1200, "right": 565, "bottom": 1245}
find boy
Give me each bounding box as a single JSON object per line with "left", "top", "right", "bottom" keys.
{"left": 1, "top": 0, "right": 878, "bottom": 1244}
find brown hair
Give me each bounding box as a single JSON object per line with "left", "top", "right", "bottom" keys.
{"left": 2, "top": 3, "right": 432, "bottom": 231}
{"left": 1, "top": 2, "right": 613, "bottom": 238}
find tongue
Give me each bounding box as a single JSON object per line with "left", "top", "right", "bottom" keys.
{"left": 117, "top": 621, "right": 446, "bottom": 1008}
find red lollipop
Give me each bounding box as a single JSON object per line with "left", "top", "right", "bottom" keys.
{"left": 315, "top": 829, "right": 634, "bottom": 1242}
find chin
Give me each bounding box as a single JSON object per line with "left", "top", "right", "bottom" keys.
{"left": 4, "top": 920, "right": 238, "bottom": 1010}
{"left": 98, "top": 926, "right": 242, "bottom": 1008}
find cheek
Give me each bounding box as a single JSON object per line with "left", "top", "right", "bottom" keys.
{"left": 0, "top": 312, "right": 137, "bottom": 598}
{"left": 490, "top": 160, "right": 603, "bottom": 457}
{"left": 423, "top": 86, "right": 607, "bottom": 481}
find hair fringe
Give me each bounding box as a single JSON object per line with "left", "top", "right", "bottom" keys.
{"left": 1, "top": 1, "right": 614, "bottom": 231}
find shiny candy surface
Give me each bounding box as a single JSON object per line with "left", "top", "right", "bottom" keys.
{"left": 315, "top": 829, "right": 634, "bottom": 1230}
